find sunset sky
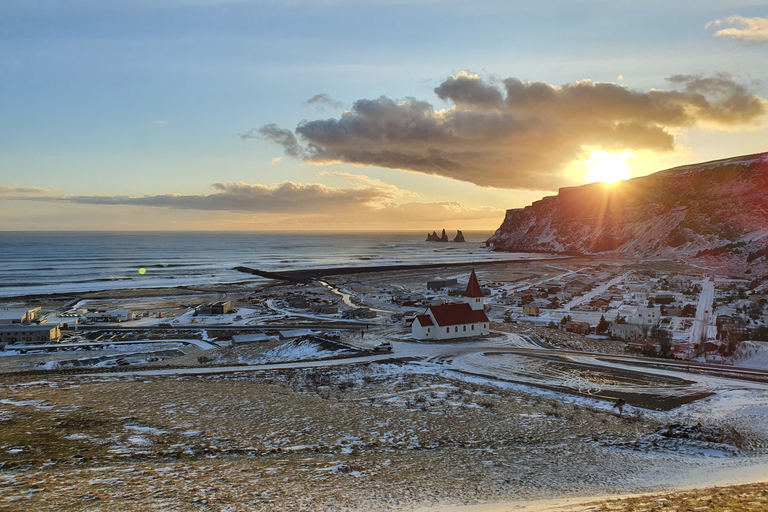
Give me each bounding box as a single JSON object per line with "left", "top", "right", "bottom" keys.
{"left": 1, "top": 0, "right": 766, "bottom": 231}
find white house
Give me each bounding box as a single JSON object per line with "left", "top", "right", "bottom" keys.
{"left": 412, "top": 270, "right": 490, "bottom": 340}
{"left": 609, "top": 323, "right": 643, "bottom": 341}
{"left": 631, "top": 306, "right": 660, "bottom": 327}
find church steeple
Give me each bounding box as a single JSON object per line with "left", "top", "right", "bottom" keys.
{"left": 464, "top": 270, "right": 484, "bottom": 310}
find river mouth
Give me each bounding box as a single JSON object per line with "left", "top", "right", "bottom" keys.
{"left": 451, "top": 352, "right": 713, "bottom": 411}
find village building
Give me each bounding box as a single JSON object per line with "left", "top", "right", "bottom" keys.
{"left": 670, "top": 274, "right": 693, "bottom": 291}
{"left": 626, "top": 339, "right": 660, "bottom": 354}
{"left": 625, "top": 273, "right": 650, "bottom": 285}
{"left": 632, "top": 306, "right": 660, "bottom": 327}
{"left": 609, "top": 323, "right": 643, "bottom": 341}
{"left": 653, "top": 293, "right": 676, "bottom": 305}
{"left": 522, "top": 305, "right": 540, "bottom": 316}
{"left": 0, "top": 324, "right": 61, "bottom": 344}
{"left": 231, "top": 333, "right": 270, "bottom": 344}
{"left": 279, "top": 329, "right": 313, "bottom": 340}
{"left": 83, "top": 309, "right": 136, "bottom": 323}
{"left": 427, "top": 278, "right": 458, "bottom": 290}
{"left": 564, "top": 321, "right": 591, "bottom": 335}
{"left": 198, "top": 301, "right": 232, "bottom": 315}
{"left": 412, "top": 270, "right": 490, "bottom": 341}
{"left": 0, "top": 307, "right": 43, "bottom": 325}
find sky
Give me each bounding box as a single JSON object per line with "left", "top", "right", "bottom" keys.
{"left": 1, "top": 0, "right": 767, "bottom": 231}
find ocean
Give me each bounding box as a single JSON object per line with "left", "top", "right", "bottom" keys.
{"left": 0, "top": 231, "right": 537, "bottom": 298}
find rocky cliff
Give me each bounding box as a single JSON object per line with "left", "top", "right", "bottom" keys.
{"left": 488, "top": 152, "right": 768, "bottom": 271}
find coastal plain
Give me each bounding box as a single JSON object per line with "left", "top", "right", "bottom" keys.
{"left": 2, "top": 259, "right": 768, "bottom": 511}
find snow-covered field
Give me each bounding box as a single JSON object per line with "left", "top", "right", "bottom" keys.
{"left": 2, "top": 328, "right": 768, "bottom": 511}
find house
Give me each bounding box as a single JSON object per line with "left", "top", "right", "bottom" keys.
{"left": 412, "top": 270, "right": 490, "bottom": 341}
{"left": 670, "top": 274, "right": 693, "bottom": 291}
{"left": 522, "top": 305, "right": 540, "bottom": 316}
{"left": 671, "top": 343, "right": 696, "bottom": 359}
{"left": 654, "top": 293, "right": 676, "bottom": 305}
{"left": 83, "top": 309, "right": 136, "bottom": 323}
{"left": 311, "top": 304, "right": 338, "bottom": 315}
{"left": 0, "top": 307, "right": 42, "bottom": 325}
{"left": 564, "top": 321, "right": 591, "bottom": 335}
{"left": 0, "top": 324, "right": 61, "bottom": 344}
{"left": 342, "top": 308, "right": 376, "bottom": 319}
{"left": 632, "top": 306, "right": 660, "bottom": 327}
{"left": 609, "top": 323, "right": 643, "bottom": 341}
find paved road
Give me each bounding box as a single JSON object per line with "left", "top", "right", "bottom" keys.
{"left": 562, "top": 271, "right": 630, "bottom": 311}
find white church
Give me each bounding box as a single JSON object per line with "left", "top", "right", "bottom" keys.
{"left": 411, "top": 270, "right": 490, "bottom": 341}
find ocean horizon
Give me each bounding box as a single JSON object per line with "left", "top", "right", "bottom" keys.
{"left": 0, "top": 230, "right": 541, "bottom": 298}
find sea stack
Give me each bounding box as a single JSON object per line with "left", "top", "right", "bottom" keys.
{"left": 453, "top": 230, "right": 465, "bottom": 242}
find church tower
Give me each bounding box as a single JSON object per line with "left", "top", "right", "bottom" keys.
{"left": 464, "top": 270, "right": 484, "bottom": 311}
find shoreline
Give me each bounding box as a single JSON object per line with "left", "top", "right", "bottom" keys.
{"left": 234, "top": 255, "right": 577, "bottom": 281}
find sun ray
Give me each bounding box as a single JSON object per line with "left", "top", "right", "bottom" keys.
{"left": 584, "top": 151, "right": 635, "bottom": 185}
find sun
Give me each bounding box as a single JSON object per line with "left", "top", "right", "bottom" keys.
{"left": 584, "top": 151, "right": 635, "bottom": 185}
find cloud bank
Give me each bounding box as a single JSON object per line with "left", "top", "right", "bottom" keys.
{"left": 252, "top": 71, "right": 767, "bottom": 189}
{"left": 706, "top": 16, "right": 768, "bottom": 43}
{"left": 0, "top": 179, "right": 501, "bottom": 224}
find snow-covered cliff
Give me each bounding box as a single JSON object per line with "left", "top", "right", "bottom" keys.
{"left": 488, "top": 152, "right": 768, "bottom": 272}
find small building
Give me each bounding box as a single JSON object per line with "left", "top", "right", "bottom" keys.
{"left": 0, "top": 307, "right": 42, "bottom": 325}
{"left": 231, "top": 333, "right": 270, "bottom": 344}
{"left": 522, "top": 305, "right": 540, "bottom": 316}
{"left": 342, "top": 308, "right": 377, "bottom": 319}
{"left": 412, "top": 270, "right": 490, "bottom": 341}
{"left": 279, "top": 329, "right": 313, "bottom": 340}
{"left": 198, "top": 301, "right": 232, "bottom": 315}
{"left": 427, "top": 278, "right": 458, "bottom": 290}
{"left": 609, "top": 323, "right": 643, "bottom": 341}
{"left": 83, "top": 309, "right": 136, "bottom": 323}
{"left": 632, "top": 306, "right": 660, "bottom": 326}
{"left": 670, "top": 274, "right": 693, "bottom": 291}
{"left": 626, "top": 339, "right": 660, "bottom": 353}
{"left": 0, "top": 324, "right": 61, "bottom": 344}
{"left": 311, "top": 304, "right": 338, "bottom": 315}
{"left": 564, "top": 321, "right": 591, "bottom": 335}
{"left": 654, "top": 293, "right": 676, "bottom": 305}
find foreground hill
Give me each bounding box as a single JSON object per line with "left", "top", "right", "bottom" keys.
{"left": 488, "top": 152, "right": 768, "bottom": 273}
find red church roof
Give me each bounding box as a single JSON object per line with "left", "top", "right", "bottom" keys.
{"left": 427, "top": 303, "right": 489, "bottom": 327}
{"left": 464, "top": 270, "right": 483, "bottom": 298}
{"left": 414, "top": 314, "right": 433, "bottom": 326}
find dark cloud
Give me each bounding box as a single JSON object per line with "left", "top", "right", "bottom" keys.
{"left": 257, "top": 72, "right": 767, "bottom": 189}
{"left": 304, "top": 93, "right": 345, "bottom": 110}
{"left": 240, "top": 124, "right": 305, "bottom": 158}
{"left": 666, "top": 73, "right": 766, "bottom": 124}
{"left": 434, "top": 71, "right": 503, "bottom": 109}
